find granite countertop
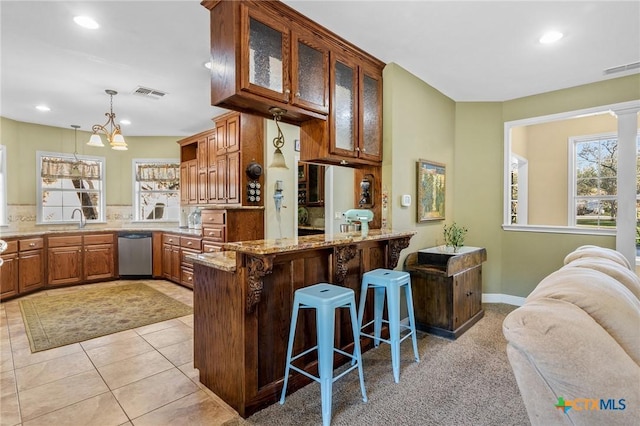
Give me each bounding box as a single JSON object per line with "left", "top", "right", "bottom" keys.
{"left": 0, "top": 226, "right": 203, "bottom": 239}
{"left": 188, "top": 251, "right": 237, "bottom": 272}
{"left": 224, "top": 229, "right": 416, "bottom": 256}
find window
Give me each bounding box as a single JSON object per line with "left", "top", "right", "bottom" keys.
{"left": 570, "top": 134, "right": 618, "bottom": 228}
{"left": 0, "top": 145, "right": 6, "bottom": 226}
{"left": 37, "top": 151, "right": 105, "bottom": 224}
{"left": 133, "top": 159, "right": 180, "bottom": 222}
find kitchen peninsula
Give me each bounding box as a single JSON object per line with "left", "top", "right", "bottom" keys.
{"left": 189, "top": 229, "right": 415, "bottom": 417}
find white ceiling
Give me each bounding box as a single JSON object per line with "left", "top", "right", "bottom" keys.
{"left": 1, "top": 1, "right": 638, "bottom": 138}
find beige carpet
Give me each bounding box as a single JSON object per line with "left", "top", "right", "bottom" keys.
{"left": 246, "top": 303, "right": 529, "bottom": 426}
{"left": 20, "top": 282, "right": 193, "bottom": 352}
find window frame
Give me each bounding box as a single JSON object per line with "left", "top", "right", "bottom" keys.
{"left": 131, "top": 158, "right": 180, "bottom": 223}
{"left": 36, "top": 151, "right": 106, "bottom": 225}
{"left": 503, "top": 99, "right": 639, "bottom": 236}
{"left": 568, "top": 132, "right": 620, "bottom": 228}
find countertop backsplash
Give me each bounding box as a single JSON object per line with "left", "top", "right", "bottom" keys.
{"left": 2, "top": 204, "right": 182, "bottom": 236}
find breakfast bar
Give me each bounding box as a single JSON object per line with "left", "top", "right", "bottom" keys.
{"left": 189, "top": 229, "right": 415, "bottom": 417}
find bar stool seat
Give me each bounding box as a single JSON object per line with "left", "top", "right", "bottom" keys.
{"left": 357, "top": 268, "right": 420, "bottom": 383}
{"left": 280, "top": 283, "right": 367, "bottom": 426}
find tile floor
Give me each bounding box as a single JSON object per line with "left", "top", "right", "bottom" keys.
{"left": 0, "top": 280, "right": 242, "bottom": 426}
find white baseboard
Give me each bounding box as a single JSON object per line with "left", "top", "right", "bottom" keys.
{"left": 482, "top": 293, "right": 526, "bottom": 306}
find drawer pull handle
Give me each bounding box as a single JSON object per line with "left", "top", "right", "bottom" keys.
{"left": 187, "top": 242, "right": 192, "bottom": 245}
{"left": 29, "top": 243, "right": 36, "bottom": 247}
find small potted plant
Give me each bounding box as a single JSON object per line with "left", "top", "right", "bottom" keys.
{"left": 443, "top": 222, "right": 468, "bottom": 253}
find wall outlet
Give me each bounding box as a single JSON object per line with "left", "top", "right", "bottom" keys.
{"left": 334, "top": 211, "right": 343, "bottom": 219}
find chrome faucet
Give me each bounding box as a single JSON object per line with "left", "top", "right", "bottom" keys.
{"left": 71, "top": 208, "right": 85, "bottom": 229}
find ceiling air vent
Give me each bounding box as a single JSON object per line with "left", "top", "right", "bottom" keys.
{"left": 132, "top": 86, "right": 168, "bottom": 100}
{"left": 604, "top": 61, "right": 640, "bottom": 75}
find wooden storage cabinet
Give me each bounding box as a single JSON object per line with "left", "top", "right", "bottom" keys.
{"left": 162, "top": 234, "right": 181, "bottom": 283}
{"left": 162, "top": 233, "right": 201, "bottom": 288}
{"left": 47, "top": 233, "right": 116, "bottom": 287}
{"left": 18, "top": 237, "right": 45, "bottom": 293}
{"left": 180, "top": 236, "right": 202, "bottom": 289}
{"left": 0, "top": 240, "right": 19, "bottom": 300}
{"left": 178, "top": 112, "right": 264, "bottom": 208}
{"left": 201, "top": 209, "right": 264, "bottom": 254}
{"left": 300, "top": 53, "right": 383, "bottom": 167}
{"left": 205, "top": 0, "right": 330, "bottom": 123}
{"left": 404, "top": 247, "right": 487, "bottom": 339}
{"left": 297, "top": 162, "right": 324, "bottom": 207}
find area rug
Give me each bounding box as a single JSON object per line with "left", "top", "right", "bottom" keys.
{"left": 19, "top": 283, "right": 193, "bottom": 352}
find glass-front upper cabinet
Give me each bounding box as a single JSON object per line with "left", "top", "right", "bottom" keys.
{"left": 291, "top": 29, "right": 329, "bottom": 115}
{"left": 241, "top": 5, "right": 290, "bottom": 103}
{"left": 330, "top": 52, "right": 358, "bottom": 157}
{"left": 359, "top": 63, "right": 382, "bottom": 161}
{"left": 240, "top": 5, "right": 329, "bottom": 115}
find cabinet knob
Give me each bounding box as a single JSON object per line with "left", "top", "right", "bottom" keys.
{"left": 285, "top": 89, "right": 290, "bottom": 94}
{"left": 187, "top": 241, "right": 192, "bottom": 245}
{"left": 356, "top": 147, "right": 360, "bottom": 151}
{"left": 29, "top": 243, "right": 36, "bottom": 247}
{"left": 295, "top": 92, "right": 300, "bottom": 97}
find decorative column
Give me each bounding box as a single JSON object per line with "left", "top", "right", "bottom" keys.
{"left": 613, "top": 104, "right": 639, "bottom": 267}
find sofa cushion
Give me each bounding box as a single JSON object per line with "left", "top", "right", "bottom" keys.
{"left": 526, "top": 267, "right": 640, "bottom": 365}
{"left": 564, "top": 245, "right": 632, "bottom": 270}
{"left": 562, "top": 257, "right": 640, "bottom": 301}
{"left": 503, "top": 298, "right": 640, "bottom": 426}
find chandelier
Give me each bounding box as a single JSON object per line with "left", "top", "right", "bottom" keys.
{"left": 87, "top": 89, "right": 128, "bottom": 150}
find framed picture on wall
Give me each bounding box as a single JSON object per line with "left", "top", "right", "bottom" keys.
{"left": 417, "top": 159, "right": 445, "bottom": 222}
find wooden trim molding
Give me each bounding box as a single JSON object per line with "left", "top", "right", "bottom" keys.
{"left": 246, "top": 254, "right": 274, "bottom": 313}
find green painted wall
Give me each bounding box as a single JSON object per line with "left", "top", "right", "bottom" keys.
{"left": 382, "top": 63, "right": 455, "bottom": 267}
{"left": 453, "top": 102, "right": 503, "bottom": 293}
{"left": 1, "top": 117, "right": 180, "bottom": 206}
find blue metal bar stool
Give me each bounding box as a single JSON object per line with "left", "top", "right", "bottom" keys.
{"left": 357, "top": 268, "right": 420, "bottom": 383}
{"left": 280, "top": 283, "right": 367, "bottom": 426}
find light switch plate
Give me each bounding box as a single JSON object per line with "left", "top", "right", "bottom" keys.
{"left": 401, "top": 194, "right": 411, "bottom": 207}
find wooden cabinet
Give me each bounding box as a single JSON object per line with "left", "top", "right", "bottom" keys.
{"left": 180, "top": 236, "right": 202, "bottom": 289}
{"left": 18, "top": 238, "right": 45, "bottom": 293}
{"left": 201, "top": 209, "right": 264, "bottom": 254}
{"left": 404, "top": 247, "right": 487, "bottom": 339}
{"left": 178, "top": 112, "right": 264, "bottom": 207}
{"left": 205, "top": 0, "right": 330, "bottom": 123}
{"left": 0, "top": 240, "right": 19, "bottom": 300}
{"left": 300, "top": 53, "right": 383, "bottom": 167}
{"left": 162, "top": 234, "right": 181, "bottom": 283}
{"left": 162, "top": 233, "right": 201, "bottom": 288}
{"left": 83, "top": 234, "right": 115, "bottom": 281}
{"left": 48, "top": 233, "right": 116, "bottom": 287}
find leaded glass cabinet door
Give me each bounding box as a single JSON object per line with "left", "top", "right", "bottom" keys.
{"left": 330, "top": 52, "right": 358, "bottom": 158}
{"left": 291, "top": 30, "right": 329, "bottom": 115}
{"left": 358, "top": 63, "right": 382, "bottom": 162}
{"left": 240, "top": 5, "right": 290, "bottom": 104}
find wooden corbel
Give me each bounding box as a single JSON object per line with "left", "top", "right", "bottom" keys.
{"left": 246, "top": 255, "right": 274, "bottom": 313}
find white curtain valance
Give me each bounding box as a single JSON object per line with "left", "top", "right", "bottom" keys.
{"left": 136, "top": 163, "right": 179, "bottom": 183}
{"left": 40, "top": 156, "right": 101, "bottom": 179}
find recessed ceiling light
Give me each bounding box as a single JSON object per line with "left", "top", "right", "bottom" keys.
{"left": 74, "top": 16, "right": 99, "bottom": 30}
{"left": 119, "top": 119, "right": 131, "bottom": 125}
{"left": 36, "top": 105, "right": 50, "bottom": 112}
{"left": 539, "top": 30, "right": 563, "bottom": 44}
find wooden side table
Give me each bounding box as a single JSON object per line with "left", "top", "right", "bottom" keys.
{"left": 404, "top": 246, "right": 487, "bottom": 339}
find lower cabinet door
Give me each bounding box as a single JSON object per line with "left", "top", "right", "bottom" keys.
{"left": 19, "top": 250, "right": 45, "bottom": 293}
{"left": 48, "top": 246, "right": 83, "bottom": 286}
{"left": 84, "top": 244, "right": 115, "bottom": 281}
{"left": 0, "top": 253, "right": 19, "bottom": 299}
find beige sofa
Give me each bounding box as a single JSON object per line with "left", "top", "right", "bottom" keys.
{"left": 503, "top": 245, "right": 640, "bottom": 426}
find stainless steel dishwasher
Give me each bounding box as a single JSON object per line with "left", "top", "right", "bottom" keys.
{"left": 117, "top": 231, "right": 152, "bottom": 277}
